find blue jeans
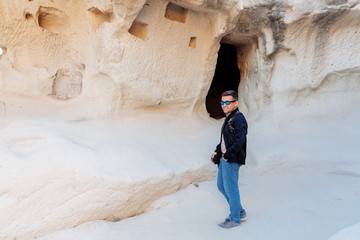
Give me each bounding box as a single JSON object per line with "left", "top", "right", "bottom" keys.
{"left": 217, "top": 157, "right": 246, "bottom": 223}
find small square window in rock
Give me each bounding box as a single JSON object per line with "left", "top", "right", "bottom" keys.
{"left": 0, "top": 46, "right": 6, "bottom": 57}
{"left": 164, "top": 2, "right": 188, "bottom": 23}
{"left": 189, "top": 37, "right": 197, "bottom": 48}
{"left": 128, "top": 21, "right": 149, "bottom": 40}
{"left": 25, "top": 13, "right": 34, "bottom": 20}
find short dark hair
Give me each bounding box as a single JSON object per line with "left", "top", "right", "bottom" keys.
{"left": 221, "top": 90, "right": 238, "bottom": 101}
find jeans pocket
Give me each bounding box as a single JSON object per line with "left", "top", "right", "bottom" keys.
{"left": 230, "top": 162, "right": 240, "bottom": 171}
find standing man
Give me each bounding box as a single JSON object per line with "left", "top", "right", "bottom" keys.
{"left": 211, "top": 90, "right": 248, "bottom": 229}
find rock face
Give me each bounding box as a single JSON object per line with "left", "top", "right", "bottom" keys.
{"left": 1, "top": 0, "right": 358, "bottom": 118}
{"left": 1, "top": 0, "right": 360, "bottom": 239}
{"left": 51, "top": 68, "right": 84, "bottom": 100}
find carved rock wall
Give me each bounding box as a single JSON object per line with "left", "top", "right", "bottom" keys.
{"left": 1, "top": 0, "right": 360, "bottom": 239}
{"left": 0, "top": 0, "right": 239, "bottom": 117}
{"left": 1, "top": 0, "right": 359, "bottom": 119}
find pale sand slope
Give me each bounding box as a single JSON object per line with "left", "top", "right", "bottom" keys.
{"left": 38, "top": 162, "right": 360, "bottom": 240}
{"left": 37, "top": 110, "right": 360, "bottom": 240}
{"left": 0, "top": 97, "right": 220, "bottom": 239}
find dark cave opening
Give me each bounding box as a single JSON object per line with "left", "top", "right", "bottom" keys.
{"left": 206, "top": 43, "right": 240, "bottom": 119}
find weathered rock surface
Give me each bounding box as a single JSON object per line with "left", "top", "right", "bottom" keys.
{"left": 0, "top": 116, "right": 216, "bottom": 239}
{"left": 51, "top": 68, "right": 84, "bottom": 100}
{"left": 1, "top": 0, "right": 360, "bottom": 239}
{"left": 1, "top": 0, "right": 358, "bottom": 117}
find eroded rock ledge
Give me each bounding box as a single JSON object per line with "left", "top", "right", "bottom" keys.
{"left": 0, "top": 116, "right": 216, "bottom": 239}
{"left": 1, "top": 0, "right": 360, "bottom": 239}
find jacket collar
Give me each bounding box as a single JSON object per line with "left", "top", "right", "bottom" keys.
{"left": 226, "top": 108, "right": 239, "bottom": 119}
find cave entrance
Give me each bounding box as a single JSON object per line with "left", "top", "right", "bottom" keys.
{"left": 206, "top": 43, "right": 240, "bottom": 119}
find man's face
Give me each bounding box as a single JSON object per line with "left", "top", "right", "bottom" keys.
{"left": 221, "top": 95, "right": 238, "bottom": 115}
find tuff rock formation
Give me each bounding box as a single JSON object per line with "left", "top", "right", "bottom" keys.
{"left": 1, "top": 0, "right": 360, "bottom": 239}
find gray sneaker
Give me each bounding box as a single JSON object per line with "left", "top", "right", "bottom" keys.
{"left": 218, "top": 218, "right": 241, "bottom": 229}
{"left": 225, "top": 214, "right": 248, "bottom": 223}
{"left": 240, "top": 213, "right": 248, "bottom": 222}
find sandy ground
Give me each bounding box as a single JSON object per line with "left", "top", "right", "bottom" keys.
{"left": 1, "top": 97, "right": 359, "bottom": 240}
{"left": 38, "top": 157, "right": 360, "bottom": 240}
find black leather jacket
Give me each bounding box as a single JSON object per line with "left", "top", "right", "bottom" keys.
{"left": 213, "top": 108, "right": 248, "bottom": 165}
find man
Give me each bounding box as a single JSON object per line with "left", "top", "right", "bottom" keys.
{"left": 211, "top": 90, "right": 248, "bottom": 229}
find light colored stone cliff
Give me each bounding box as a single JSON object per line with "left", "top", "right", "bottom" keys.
{"left": 1, "top": 0, "right": 360, "bottom": 239}
{"left": 1, "top": 0, "right": 359, "bottom": 119}
{"left": 0, "top": 0, "right": 240, "bottom": 117}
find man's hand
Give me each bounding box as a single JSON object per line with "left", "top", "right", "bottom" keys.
{"left": 211, "top": 152, "right": 217, "bottom": 162}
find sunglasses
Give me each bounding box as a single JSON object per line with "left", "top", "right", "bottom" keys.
{"left": 220, "top": 100, "right": 236, "bottom": 105}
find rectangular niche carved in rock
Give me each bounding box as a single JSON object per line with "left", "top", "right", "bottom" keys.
{"left": 189, "top": 37, "right": 197, "bottom": 48}
{"left": 128, "top": 20, "right": 148, "bottom": 40}
{"left": 164, "top": 2, "right": 188, "bottom": 23}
